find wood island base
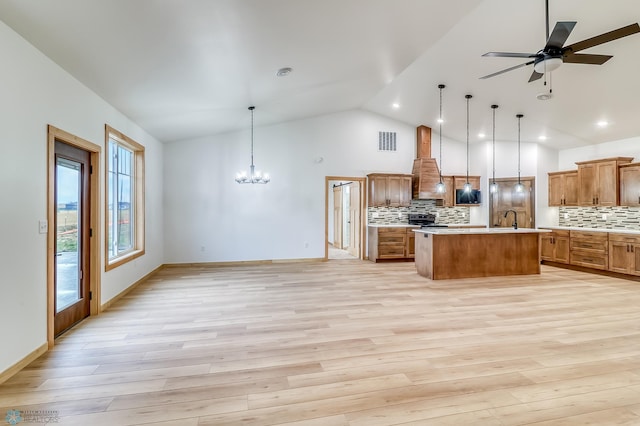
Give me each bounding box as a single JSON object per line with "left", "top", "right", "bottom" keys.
{"left": 414, "top": 229, "right": 545, "bottom": 280}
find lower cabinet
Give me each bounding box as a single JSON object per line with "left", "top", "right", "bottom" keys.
{"left": 406, "top": 228, "right": 416, "bottom": 259}
{"left": 368, "top": 226, "right": 417, "bottom": 262}
{"left": 609, "top": 233, "right": 640, "bottom": 276}
{"left": 570, "top": 230, "right": 609, "bottom": 270}
{"left": 540, "top": 230, "right": 570, "bottom": 263}
{"left": 542, "top": 228, "right": 640, "bottom": 278}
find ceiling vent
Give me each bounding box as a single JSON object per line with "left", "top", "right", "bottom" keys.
{"left": 378, "top": 131, "right": 397, "bottom": 152}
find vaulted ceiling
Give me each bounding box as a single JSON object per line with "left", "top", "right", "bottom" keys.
{"left": 1, "top": 0, "right": 639, "bottom": 149}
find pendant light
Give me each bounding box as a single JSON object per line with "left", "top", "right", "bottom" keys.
{"left": 514, "top": 113, "right": 524, "bottom": 193}
{"left": 490, "top": 104, "right": 499, "bottom": 193}
{"left": 235, "top": 106, "right": 270, "bottom": 184}
{"left": 435, "top": 84, "right": 446, "bottom": 194}
{"left": 463, "top": 94, "right": 473, "bottom": 193}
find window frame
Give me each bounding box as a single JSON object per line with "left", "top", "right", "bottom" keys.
{"left": 104, "top": 125, "right": 145, "bottom": 271}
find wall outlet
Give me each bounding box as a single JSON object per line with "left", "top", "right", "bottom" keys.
{"left": 38, "top": 220, "right": 48, "bottom": 234}
{"left": 372, "top": 212, "right": 379, "bottom": 218}
{"left": 602, "top": 214, "right": 607, "bottom": 220}
{"left": 304, "top": 242, "right": 309, "bottom": 248}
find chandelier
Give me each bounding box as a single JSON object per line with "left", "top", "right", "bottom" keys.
{"left": 235, "top": 106, "right": 270, "bottom": 184}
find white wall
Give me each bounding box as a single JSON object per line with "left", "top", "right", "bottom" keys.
{"left": 165, "top": 110, "right": 450, "bottom": 263}
{"left": 0, "top": 21, "right": 164, "bottom": 374}
{"left": 559, "top": 136, "right": 640, "bottom": 169}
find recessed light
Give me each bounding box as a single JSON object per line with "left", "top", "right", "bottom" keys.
{"left": 392, "top": 103, "right": 400, "bottom": 109}
{"left": 597, "top": 120, "right": 609, "bottom": 127}
{"left": 538, "top": 135, "right": 547, "bottom": 141}
{"left": 276, "top": 67, "right": 293, "bottom": 77}
{"left": 478, "top": 133, "right": 486, "bottom": 139}
{"left": 437, "top": 117, "right": 444, "bottom": 123}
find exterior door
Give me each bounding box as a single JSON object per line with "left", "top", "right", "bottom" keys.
{"left": 54, "top": 141, "right": 91, "bottom": 336}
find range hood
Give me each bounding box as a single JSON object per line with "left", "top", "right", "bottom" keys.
{"left": 412, "top": 125, "right": 444, "bottom": 200}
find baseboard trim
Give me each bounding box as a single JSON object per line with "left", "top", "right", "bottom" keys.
{"left": 100, "top": 264, "right": 165, "bottom": 312}
{"left": 163, "top": 258, "right": 326, "bottom": 268}
{"left": 0, "top": 342, "right": 47, "bottom": 385}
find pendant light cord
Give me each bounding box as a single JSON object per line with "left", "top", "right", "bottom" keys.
{"left": 517, "top": 113, "right": 523, "bottom": 184}
{"left": 491, "top": 105, "right": 498, "bottom": 185}
{"left": 249, "top": 106, "right": 255, "bottom": 168}
{"left": 438, "top": 84, "right": 445, "bottom": 182}
{"left": 465, "top": 95, "right": 472, "bottom": 184}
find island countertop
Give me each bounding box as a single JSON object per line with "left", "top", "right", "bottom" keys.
{"left": 414, "top": 228, "right": 551, "bottom": 235}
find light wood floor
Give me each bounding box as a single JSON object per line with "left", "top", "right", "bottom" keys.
{"left": 3, "top": 261, "right": 640, "bottom": 425}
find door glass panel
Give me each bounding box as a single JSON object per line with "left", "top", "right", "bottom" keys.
{"left": 56, "top": 158, "right": 82, "bottom": 312}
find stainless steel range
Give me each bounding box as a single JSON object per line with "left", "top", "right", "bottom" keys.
{"left": 408, "top": 213, "right": 448, "bottom": 228}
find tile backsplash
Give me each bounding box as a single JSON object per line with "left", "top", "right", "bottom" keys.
{"left": 367, "top": 199, "right": 471, "bottom": 225}
{"left": 559, "top": 206, "right": 640, "bottom": 230}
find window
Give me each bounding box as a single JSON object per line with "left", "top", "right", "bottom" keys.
{"left": 105, "top": 125, "right": 145, "bottom": 270}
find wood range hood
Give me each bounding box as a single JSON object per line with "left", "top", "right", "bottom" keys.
{"left": 412, "top": 125, "right": 443, "bottom": 199}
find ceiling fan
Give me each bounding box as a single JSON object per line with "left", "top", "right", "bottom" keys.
{"left": 480, "top": 0, "right": 640, "bottom": 82}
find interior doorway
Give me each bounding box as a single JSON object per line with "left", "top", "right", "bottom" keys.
{"left": 325, "top": 176, "right": 366, "bottom": 260}
{"left": 47, "top": 126, "right": 101, "bottom": 347}
{"left": 489, "top": 177, "right": 535, "bottom": 228}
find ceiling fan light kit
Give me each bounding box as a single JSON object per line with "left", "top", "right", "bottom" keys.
{"left": 480, "top": 0, "right": 640, "bottom": 82}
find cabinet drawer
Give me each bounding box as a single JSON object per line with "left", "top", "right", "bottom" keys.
{"left": 553, "top": 230, "right": 570, "bottom": 238}
{"left": 378, "top": 227, "right": 407, "bottom": 235}
{"left": 379, "top": 235, "right": 406, "bottom": 244}
{"left": 571, "top": 251, "right": 608, "bottom": 270}
{"left": 570, "top": 230, "right": 608, "bottom": 242}
{"left": 378, "top": 246, "right": 406, "bottom": 257}
{"left": 570, "top": 239, "right": 608, "bottom": 252}
{"left": 608, "top": 233, "right": 640, "bottom": 244}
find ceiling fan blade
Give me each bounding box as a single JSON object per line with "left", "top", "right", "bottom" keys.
{"left": 563, "top": 53, "right": 612, "bottom": 65}
{"left": 545, "top": 21, "right": 577, "bottom": 50}
{"left": 482, "top": 52, "right": 537, "bottom": 58}
{"left": 528, "top": 70, "right": 544, "bottom": 82}
{"left": 480, "top": 61, "right": 534, "bottom": 80}
{"left": 564, "top": 23, "right": 640, "bottom": 53}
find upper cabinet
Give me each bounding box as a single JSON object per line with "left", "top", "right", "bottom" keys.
{"left": 620, "top": 163, "right": 640, "bottom": 207}
{"left": 576, "top": 157, "right": 633, "bottom": 206}
{"left": 367, "top": 173, "right": 412, "bottom": 207}
{"left": 548, "top": 170, "right": 578, "bottom": 206}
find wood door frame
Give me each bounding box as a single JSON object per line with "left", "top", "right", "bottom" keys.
{"left": 488, "top": 176, "right": 536, "bottom": 228}
{"left": 47, "top": 125, "right": 101, "bottom": 348}
{"left": 325, "top": 176, "right": 366, "bottom": 260}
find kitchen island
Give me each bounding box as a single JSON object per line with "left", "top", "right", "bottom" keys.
{"left": 414, "top": 228, "right": 551, "bottom": 280}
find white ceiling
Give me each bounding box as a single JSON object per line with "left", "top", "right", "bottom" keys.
{"left": 1, "top": 0, "right": 639, "bottom": 149}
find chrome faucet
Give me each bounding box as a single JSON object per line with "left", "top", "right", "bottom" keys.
{"left": 504, "top": 210, "right": 518, "bottom": 229}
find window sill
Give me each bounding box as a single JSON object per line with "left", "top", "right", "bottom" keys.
{"left": 105, "top": 249, "right": 145, "bottom": 271}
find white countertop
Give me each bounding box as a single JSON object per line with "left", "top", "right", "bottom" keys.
{"left": 540, "top": 226, "right": 640, "bottom": 235}
{"left": 368, "top": 223, "right": 485, "bottom": 228}
{"left": 367, "top": 224, "right": 420, "bottom": 228}
{"left": 414, "top": 227, "right": 551, "bottom": 235}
